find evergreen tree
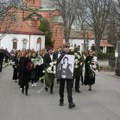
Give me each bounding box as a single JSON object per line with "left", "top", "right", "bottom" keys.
{"left": 38, "top": 18, "right": 54, "bottom": 48}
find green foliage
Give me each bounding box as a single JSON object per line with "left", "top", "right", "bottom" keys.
{"left": 38, "top": 18, "right": 54, "bottom": 48}
{"left": 97, "top": 53, "right": 115, "bottom": 60}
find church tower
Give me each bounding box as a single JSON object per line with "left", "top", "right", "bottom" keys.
{"left": 22, "top": 0, "right": 42, "bottom": 8}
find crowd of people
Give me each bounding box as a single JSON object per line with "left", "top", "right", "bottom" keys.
{"left": 0, "top": 44, "right": 99, "bottom": 109}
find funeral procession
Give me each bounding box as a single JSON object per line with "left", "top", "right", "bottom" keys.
{"left": 0, "top": 0, "right": 120, "bottom": 120}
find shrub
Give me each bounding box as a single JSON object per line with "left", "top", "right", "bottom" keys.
{"left": 97, "top": 53, "right": 115, "bottom": 60}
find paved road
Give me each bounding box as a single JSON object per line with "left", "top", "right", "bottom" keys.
{"left": 0, "top": 66, "right": 120, "bottom": 120}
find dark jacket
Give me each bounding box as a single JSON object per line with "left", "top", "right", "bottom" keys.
{"left": 0, "top": 50, "right": 4, "bottom": 62}
{"left": 43, "top": 53, "right": 57, "bottom": 68}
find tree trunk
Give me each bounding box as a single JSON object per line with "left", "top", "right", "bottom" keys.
{"left": 64, "top": 29, "right": 70, "bottom": 43}
{"left": 95, "top": 36, "right": 101, "bottom": 55}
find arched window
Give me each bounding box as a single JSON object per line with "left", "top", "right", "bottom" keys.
{"left": 12, "top": 39, "right": 17, "bottom": 50}
{"left": 22, "top": 39, "right": 27, "bottom": 49}
{"left": 37, "top": 37, "right": 41, "bottom": 51}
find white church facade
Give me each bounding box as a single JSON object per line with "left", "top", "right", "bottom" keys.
{"left": 0, "top": 21, "right": 45, "bottom": 52}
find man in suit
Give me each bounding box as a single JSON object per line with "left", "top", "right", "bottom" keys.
{"left": 44, "top": 47, "right": 57, "bottom": 94}
{"left": 0, "top": 48, "right": 4, "bottom": 72}
{"left": 74, "top": 50, "right": 84, "bottom": 93}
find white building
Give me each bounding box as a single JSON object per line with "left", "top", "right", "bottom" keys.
{"left": 0, "top": 21, "right": 45, "bottom": 52}
{"left": 68, "top": 31, "right": 114, "bottom": 53}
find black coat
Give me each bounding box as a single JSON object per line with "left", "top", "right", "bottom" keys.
{"left": 18, "top": 57, "right": 31, "bottom": 86}
{"left": 84, "top": 55, "right": 95, "bottom": 85}
{"left": 12, "top": 56, "right": 19, "bottom": 80}
{"left": 0, "top": 50, "right": 4, "bottom": 62}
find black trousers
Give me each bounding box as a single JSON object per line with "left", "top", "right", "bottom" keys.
{"left": 75, "top": 78, "right": 80, "bottom": 91}
{"left": 0, "top": 61, "right": 3, "bottom": 72}
{"left": 74, "top": 68, "right": 81, "bottom": 91}
{"left": 59, "top": 79, "right": 73, "bottom": 104}
{"left": 21, "top": 82, "right": 29, "bottom": 94}
{"left": 50, "top": 82, "right": 54, "bottom": 93}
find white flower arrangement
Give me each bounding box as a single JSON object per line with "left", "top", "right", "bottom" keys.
{"left": 74, "top": 53, "right": 81, "bottom": 59}
{"left": 90, "top": 56, "right": 99, "bottom": 75}
{"left": 47, "top": 61, "right": 57, "bottom": 74}
{"left": 69, "top": 47, "right": 74, "bottom": 52}
{"left": 74, "top": 52, "right": 81, "bottom": 68}
{"left": 10, "top": 61, "right": 15, "bottom": 66}
{"left": 31, "top": 56, "right": 43, "bottom": 67}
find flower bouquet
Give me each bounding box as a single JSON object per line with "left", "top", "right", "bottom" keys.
{"left": 40, "top": 61, "right": 57, "bottom": 88}
{"left": 74, "top": 52, "right": 83, "bottom": 69}
{"left": 31, "top": 56, "right": 43, "bottom": 68}
{"left": 89, "top": 56, "right": 99, "bottom": 78}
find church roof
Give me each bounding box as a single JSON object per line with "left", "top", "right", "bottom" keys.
{"left": 0, "top": 20, "right": 44, "bottom": 35}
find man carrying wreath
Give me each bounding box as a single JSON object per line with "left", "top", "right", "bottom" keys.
{"left": 43, "top": 47, "right": 57, "bottom": 94}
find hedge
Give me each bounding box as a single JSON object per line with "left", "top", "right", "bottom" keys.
{"left": 97, "top": 53, "right": 115, "bottom": 60}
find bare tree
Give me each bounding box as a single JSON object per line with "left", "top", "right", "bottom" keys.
{"left": 82, "top": 0, "right": 112, "bottom": 53}
{"left": 110, "top": 0, "right": 120, "bottom": 40}
{"left": 50, "top": 0, "right": 80, "bottom": 43}
{"left": 75, "top": 1, "right": 90, "bottom": 51}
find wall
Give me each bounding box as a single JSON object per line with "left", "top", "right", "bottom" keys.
{"left": 69, "top": 39, "right": 94, "bottom": 51}
{"left": 0, "top": 33, "right": 45, "bottom": 52}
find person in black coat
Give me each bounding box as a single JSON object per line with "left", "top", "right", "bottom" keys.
{"left": 19, "top": 51, "right": 31, "bottom": 96}
{"left": 0, "top": 48, "right": 4, "bottom": 72}
{"left": 18, "top": 51, "right": 26, "bottom": 89}
{"left": 18, "top": 51, "right": 31, "bottom": 96}
{"left": 12, "top": 52, "right": 19, "bottom": 82}
{"left": 56, "top": 43, "right": 75, "bottom": 108}
{"left": 43, "top": 47, "right": 57, "bottom": 94}
{"left": 54, "top": 46, "right": 63, "bottom": 83}
{"left": 84, "top": 50, "right": 95, "bottom": 91}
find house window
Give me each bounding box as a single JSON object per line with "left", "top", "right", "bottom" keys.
{"left": 37, "top": 37, "right": 41, "bottom": 51}
{"left": 13, "top": 39, "right": 17, "bottom": 49}
{"left": 23, "top": 39, "right": 27, "bottom": 49}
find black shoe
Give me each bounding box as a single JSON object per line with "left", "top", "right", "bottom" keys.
{"left": 50, "top": 90, "right": 53, "bottom": 94}
{"left": 76, "top": 90, "right": 81, "bottom": 93}
{"left": 45, "top": 87, "right": 48, "bottom": 92}
{"left": 25, "top": 93, "right": 28, "bottom": 96}
{"left": 22, "top": 88, "right": 24, "bottom": 94}
{"left": 41, "top": 79, "right": 43, "bottom": 83}
{"left": 88, "top": 88, "right": 92, "bottom": 91}
{"left": 59, "top": 102, "right": 64, "bottom": 106}
{"left": 69, "top": 103, "right": 75, "bottom": 108}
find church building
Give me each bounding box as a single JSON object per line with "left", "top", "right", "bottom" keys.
{"left": 0, "top": 0, "right": 64, "bottom": 51}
